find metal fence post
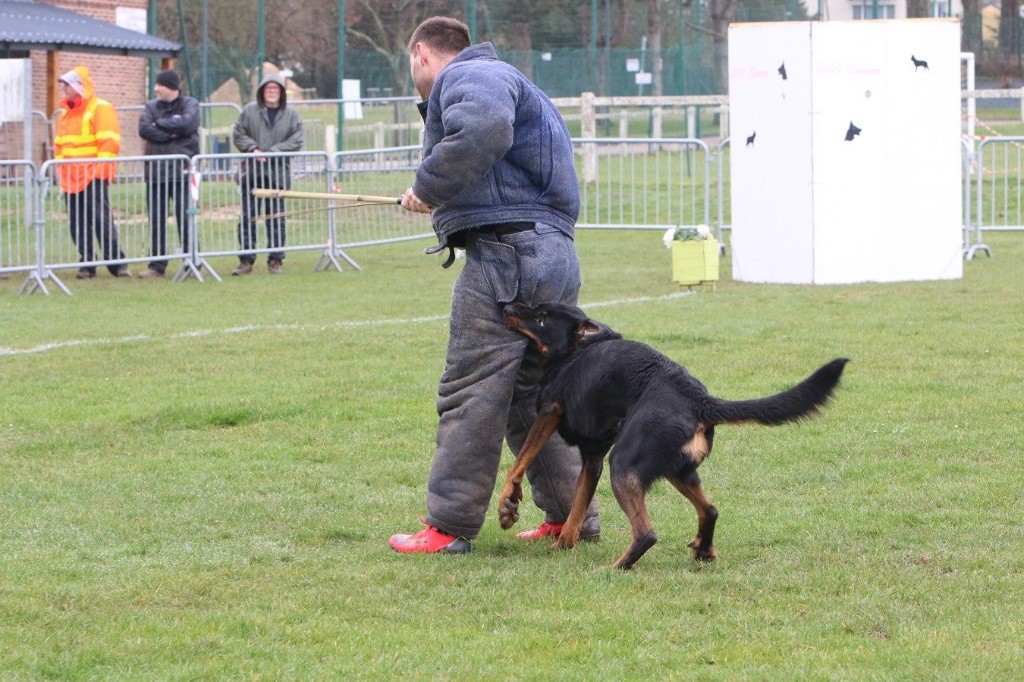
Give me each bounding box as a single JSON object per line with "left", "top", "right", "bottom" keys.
{"left": 969, "top": 137, "right": 994, "bottom": 259}
{"left": 20, "top": 165, "right": 71, "bottom": 295}
{"left": 717, "top": 137, "right": 730, "bottom": 255}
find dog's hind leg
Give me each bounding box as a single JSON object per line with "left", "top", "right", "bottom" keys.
{"left": 553, "top": 454, "right": 604, "bottom": 550}
{"left": 667, "top": 472, "right": 719, "bottom": 562}
{"left": 498, "top": 402, "right": 563, "bottom": 530}
{"left": 609, "top": 472, "right": 658, "bottom": 570}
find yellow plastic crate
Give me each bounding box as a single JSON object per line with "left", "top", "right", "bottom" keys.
{"left": 671, "top": 239, "right": 719, "bottom": 287}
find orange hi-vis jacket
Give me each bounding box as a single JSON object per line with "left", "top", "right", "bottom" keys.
{"left": 54, "top": 66, "right": 121, "bottom": 194}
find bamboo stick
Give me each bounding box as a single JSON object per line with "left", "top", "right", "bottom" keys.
{"left": 251, "top": 189, "right": 401, "bottom": 204}
{"left": 256, "top": 203, "right": 384, "bottom": 221}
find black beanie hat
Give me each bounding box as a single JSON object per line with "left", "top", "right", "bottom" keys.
{"left": 156, "top": 69, "right": 180, "bottom": 91}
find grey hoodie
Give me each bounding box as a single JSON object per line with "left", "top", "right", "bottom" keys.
{"left": 232, "top": 73, "right": 303, "bottom": 186}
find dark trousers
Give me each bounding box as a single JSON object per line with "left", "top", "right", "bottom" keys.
{"left": 66, "top": 179, "right": 125, "bottom": 275}
{"left": 424, "top": 225, "right": 598, "bottom": 539}
{"left": 239, "top": 176, "right": 286, "bottom": 264}
{"left": 146, "top": 177, "right": 191, "bottom": 272}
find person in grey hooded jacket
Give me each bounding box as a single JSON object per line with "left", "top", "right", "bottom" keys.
{"left": 231, "top": 73, "right": 303, "bottom": 275}
{"left": 390, "top": 17, "right": 598, "bottom": 555}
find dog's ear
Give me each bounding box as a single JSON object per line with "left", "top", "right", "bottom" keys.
{"left": 576, "top": 319, "right": 620, "bottom": 345}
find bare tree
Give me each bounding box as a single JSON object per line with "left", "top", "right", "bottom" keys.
{"left": 961, "top": 0, "right": 982, "bottom": 55}
{"left": 509, "top": 12, "right": 535, "bottom": 78}
{"left": 1000, "top": 0, "right": 1021, "bottom": 59}
{"left": 265, "top": 1, "right": 340, "bottom": 97}
{"left": 649, "top": 0, "right": 663, "bottom": 96}
{"left": 708, "top": 0, "right": 736, "bottom": 92}
{"left": 345, "top": 0, "right": 457, "bottom": 95}
{"left": 157, "top": 0, "right": 260, "bottom": 101}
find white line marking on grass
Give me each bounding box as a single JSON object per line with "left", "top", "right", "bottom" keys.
{"left": 0, "top": 292, "right": 693, "bottom": 358}
{"left": 583, "top": 291, "right": 693, "bottom": 309}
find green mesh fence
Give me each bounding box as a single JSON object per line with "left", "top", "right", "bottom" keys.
{"left": 176, "top": 8, "right": 1009, "bottom": 104}
{"left": 187, "top": 44, "right": 725, "bottom": 102}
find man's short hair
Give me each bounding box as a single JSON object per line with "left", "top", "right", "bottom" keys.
{"left": 408, "top": 17, "right": 471, "bottom": 55}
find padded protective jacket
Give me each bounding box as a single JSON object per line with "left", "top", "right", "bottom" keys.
{"left": 413, "top": 43, "right": 580, "bottom": 251}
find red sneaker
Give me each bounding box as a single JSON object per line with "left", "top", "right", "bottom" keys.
{"left": 516, "top": 520, "right": 564, "bottom": 540}
{"left": 516, "top": 519, "right": 601, "bottom": 542}
{"left": 389, "top": 525, "right": 471, "bottom": 554}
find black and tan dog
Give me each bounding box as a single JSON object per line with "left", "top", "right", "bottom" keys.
{"left": 498, "top": 302, "right": 847, "bottom": 570}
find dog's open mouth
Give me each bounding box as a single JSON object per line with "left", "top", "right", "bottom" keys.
{"left": 503, "top": 305, "right": 549, "bottom": 356}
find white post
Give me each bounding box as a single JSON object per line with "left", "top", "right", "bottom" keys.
{"left": 961, "top": 52, "right": 976, "bottom": 153}
{"left": 581, "top": 92, "right": 596, "bottom": 184}
{"left": 325, "top": 124, "right": 337, "bottom": 159}
{"left": 21, "top": 59, "right": 32, "bottom": 166}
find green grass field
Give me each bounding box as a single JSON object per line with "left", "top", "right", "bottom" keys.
{"left": 1, "top": 230, "right": 1022, "bottom": 678}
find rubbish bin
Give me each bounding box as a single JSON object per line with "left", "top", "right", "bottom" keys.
{"left": 212, "top": 136, "right": 230, "bottom": 171}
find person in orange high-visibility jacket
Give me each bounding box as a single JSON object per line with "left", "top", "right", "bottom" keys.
{"left": 54, "top": 66, "right": 130, "bottom": 279}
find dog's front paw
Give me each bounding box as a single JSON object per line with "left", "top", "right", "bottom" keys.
{"left": 497, "top": 497, "right": 520, "bottom": 529}
{"left": 552, "top": 530, "right": 580, "bottom": 551}
{"left": 497, "top": 482, "right": 523, "bottom": 529}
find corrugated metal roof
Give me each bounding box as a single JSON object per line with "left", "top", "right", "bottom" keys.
{"left": 0, "top": 1, "right": 180, "bottom": 58}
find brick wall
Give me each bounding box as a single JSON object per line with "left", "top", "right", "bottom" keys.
{"left": 26, "top": 0, "right": 157, "bottom": 161}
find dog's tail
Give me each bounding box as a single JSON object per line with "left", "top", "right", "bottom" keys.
{"left": 700, "top": 358, "right": 848, "bottom": 426}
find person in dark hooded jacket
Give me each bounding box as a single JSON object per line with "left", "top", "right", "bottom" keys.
{"left": 231, "top": 73, "right": 303, "bottom": 275}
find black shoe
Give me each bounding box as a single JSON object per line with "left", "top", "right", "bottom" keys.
{"left": 581, "top": 516, "right": 601, "bottom": 542}
{"left": 75, "top": 268, "right": 96, "bottom": 280}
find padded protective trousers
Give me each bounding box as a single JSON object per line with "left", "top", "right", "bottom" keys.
{"left": 424, "top": 224, "right": 598, "bottom": 539}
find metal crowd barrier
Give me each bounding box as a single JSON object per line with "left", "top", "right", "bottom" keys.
{"left": 189, "top": 151, "right": 333, "bottom": 278}
{"left": 34, "top": 155, "right": 194, "bottom": 292}
{"left": 4, "top": 135, "right": 1013, "bottom": 296}
{"left": 1, "top": 140, "right": 732, "bottom": 295}
{"left": 574, "top": 138, "right": 712, "bottom": 233}
{"left": 326, "top": 139, "right": 715, "bottom": 264}
{"left": 716, "top": 137, "right": 731, "bottom": 252}
{"left": 970, "top": 136, "right": 1024, "bottom": 259}
{"left": 329, "top": 146, "right": 430, "bottom": 260}
{"left": 197, "top": 103, "right": 243, "bottom": 156}
{"left": 291, "top": 97, "right": 422, "bottom": 153}
{"left": 0, "top": 160, "right": 36, "bottom": 288}
{"left": 962, "top": 138, "right": 979, "bottom": 259}
{"left": 114, "top": 105, "right": 146, "bottom": 158}
{"left": 115, "top": 102, "right": 245, "bottom": 157}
